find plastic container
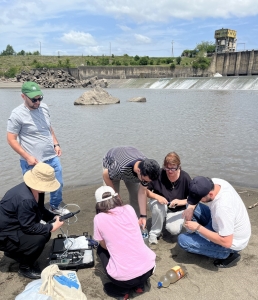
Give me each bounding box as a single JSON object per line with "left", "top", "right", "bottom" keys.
{"left": 141, "top": 227, "right": 149, "bottom": 246}
{"left": 157, "top": 265, "right": 187, "bottom": 288}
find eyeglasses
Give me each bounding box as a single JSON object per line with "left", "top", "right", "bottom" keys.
{"left": 163, "top": 166, "right": 179, "bottom": 172}
{"left": 27, "top": 95, "right": 43, "bottom": 103}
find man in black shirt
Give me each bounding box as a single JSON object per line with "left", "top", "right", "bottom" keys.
{"left": 0, "top": 163, "right": 64, "bottom": 279}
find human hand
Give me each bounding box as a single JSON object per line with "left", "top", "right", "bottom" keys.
{"left": 184, "top": 221, "right": 200, "bottom": 232}
{"left": 54, "top": 145, "right": 62, "bottom": 156}
{"left": 26, "top": 155, "right": 38, "bottom": 166}
{"left": 51, "top": 216, "right": 64, "bottom": 232}
{"left": 138, "top": 217, "right": 147, "bottom": 229}
{"left": 168, "top": 199, "right": 180, "bottom": 208}
{"left": 157, "top": 195, "right": 168, "bottom": 205}
{"left": 182, "top": 205, "right": 195, "bottom": 221}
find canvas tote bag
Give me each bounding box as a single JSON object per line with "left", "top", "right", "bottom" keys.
{"left": 39, "top": 264, "right": 87, "bottom": 300}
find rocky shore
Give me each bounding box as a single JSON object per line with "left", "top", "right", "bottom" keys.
{"left": 0, "top": 182, "right": 258, "bottom": 300}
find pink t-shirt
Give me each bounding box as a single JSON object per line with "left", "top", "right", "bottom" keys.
{"left": 94, "top": 205, "right": 156, "bottom": 281}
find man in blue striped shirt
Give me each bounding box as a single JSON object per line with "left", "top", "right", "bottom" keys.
{"left": 103, "top": 146, "right": 160, "bottom": 219}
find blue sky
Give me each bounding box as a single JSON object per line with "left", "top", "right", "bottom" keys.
{"left": 1, "top": 0, "right": 258, "bottom": 57}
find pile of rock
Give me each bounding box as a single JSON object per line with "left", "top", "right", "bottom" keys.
{"left": 14, "top": 69, "right": 108, "bottom": 89}
{"left": 74, "top": 87, "right": 120, "bottom": 105}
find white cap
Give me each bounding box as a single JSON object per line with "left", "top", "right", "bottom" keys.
{"left": 95, "top": 186, "right": 118, "bottom": 203}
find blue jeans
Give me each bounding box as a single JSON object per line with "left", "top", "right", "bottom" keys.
{"left": 178, "top": 203, "right": 233, "bottom": 259}
{"left": 20, "top": 156, "right": 63, "bottom": 208}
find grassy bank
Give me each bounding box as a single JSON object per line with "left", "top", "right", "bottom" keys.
{"left": 0, "top": 55, "right": 211, "bottom": 78}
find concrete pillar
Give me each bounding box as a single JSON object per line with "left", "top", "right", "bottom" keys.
{"left": 235, "top": 52, "right": 241, "bottom": 76}
{"left": 209, "top": 53, "right": 217, "bottom": 74}
{"left": 247, "top": 50, "right": 254, "bottom": 75}
{"left": 222, "top": 53, "right": 229, "bottom": 76}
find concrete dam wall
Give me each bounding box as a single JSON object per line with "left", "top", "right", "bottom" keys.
{"left": 68, "top": 50, "right": 258, "bottom": 80}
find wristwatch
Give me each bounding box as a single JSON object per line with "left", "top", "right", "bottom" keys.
{"left": 54, "top": 144, "right": 60, "bottom": 148}
{"left": 140, "top": 214, "right": 147, "bottom": 218}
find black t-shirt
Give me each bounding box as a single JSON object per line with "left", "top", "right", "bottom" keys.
{"left": 147, "top": 169, "right": 191, "bottom": 212}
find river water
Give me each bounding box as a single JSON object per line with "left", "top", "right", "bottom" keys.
{"left": 1, "top": 87, "right": 258, "bottom": 197}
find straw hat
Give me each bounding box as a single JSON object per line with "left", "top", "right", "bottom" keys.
{"left": 23, "top": 162, "right": 60, "bottom": 192}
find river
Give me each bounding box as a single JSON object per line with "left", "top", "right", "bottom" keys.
{"left": 0, "top": 87, "right": 258, "bottom": 197}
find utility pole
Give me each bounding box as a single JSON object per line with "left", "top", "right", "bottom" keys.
{"left": 39, "top": 41, "right": 41, "bottom": 55}
{"left": 171, "top": 40, "right": 174, "bottom": 57}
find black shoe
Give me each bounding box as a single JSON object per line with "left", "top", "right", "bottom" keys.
{"left": 214, "top": 252, "right": 241, "bottom": 268}
{"left": 104, "top": 282, "right": 130, "bottom": 300}
{"left": 4, "top": 251, "right": 21, "bottom": 263}
{"left": 18, "top": 265, "right": 41, "bottom": 280}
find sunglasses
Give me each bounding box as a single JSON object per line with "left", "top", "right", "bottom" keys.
{"left": 27, "top": 95, "right": 43, "bottom": 103}
{"left": 140, "top": 174, "right": 150, "bottom": 187}
{"left": 141, "top": 180, "right": 149, "bottom": 187}
{"left": 163, "top": 166, "right": 179, "bottom": 172}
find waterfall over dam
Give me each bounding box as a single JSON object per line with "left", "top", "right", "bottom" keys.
{"left": 107, "top": 76, "right": 258, "bottom": 90}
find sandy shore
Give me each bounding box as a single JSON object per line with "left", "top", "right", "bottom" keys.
{"left": 0, "top": 182, "right": 258, "bottom": 300}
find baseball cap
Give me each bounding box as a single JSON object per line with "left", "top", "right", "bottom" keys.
{"left": 187, "top": 176, "right": 214, "bottom": 205}
{"left": 22, "top": 81, "right": 43, "bottom": 98}
{"left": 95, "top": 186, "right": 118, "bottom": 203}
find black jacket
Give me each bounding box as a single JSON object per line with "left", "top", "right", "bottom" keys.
{"left": 0, "top": 182, "right": 55, "bottom": 243}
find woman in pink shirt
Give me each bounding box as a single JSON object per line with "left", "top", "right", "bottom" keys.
{"left": 94, "top": 186, "right": 156, "bottom": 299}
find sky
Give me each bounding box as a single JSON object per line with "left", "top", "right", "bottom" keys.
{"left": 1, "top": 0, "right": 258, "bottom": 57}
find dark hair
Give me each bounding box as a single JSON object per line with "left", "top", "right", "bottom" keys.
{"left": 95, "top": 193, "right": 123, "bottom": 214}
{"left": 138, "top": 158, "right": 160, "bottom": 181}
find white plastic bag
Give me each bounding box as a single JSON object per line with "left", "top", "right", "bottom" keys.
{"left": 15, "top": 280, "right": 52, "bottom": 300}
{"left": 63, "top": 236, "right": 89, "bottom": 250}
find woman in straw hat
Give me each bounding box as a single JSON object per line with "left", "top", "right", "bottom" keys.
{"left": 0, "top": 162, "right": 64, "bottom": 279}
{"left": 94, "top": 186, "right": 156, "bottom": 300}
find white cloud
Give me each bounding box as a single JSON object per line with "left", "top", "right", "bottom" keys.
{"left": 117, "top": 24, "right": 131, "bottom": 31}
{"left": 134, "top": 34, "right": 151, "bottom": 44}
{"left": 60, "top": 31, "right": 96, "bottom": 46}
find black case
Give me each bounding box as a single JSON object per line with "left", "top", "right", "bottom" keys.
{"left": 49, "top": 232, "right": 94, "bottom": 270}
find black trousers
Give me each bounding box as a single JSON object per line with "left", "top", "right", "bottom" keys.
{"left": 97, "top": 245, "right": 154, "bottom": 292}
{"left": 0, "top": 230, "right": 51, "bottom": 267}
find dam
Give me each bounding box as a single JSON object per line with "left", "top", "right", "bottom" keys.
{"left": 106, "top": 76, "right": 258, "bottom": 90}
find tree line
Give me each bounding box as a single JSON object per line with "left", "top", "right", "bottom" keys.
{"left": 0, "top": 41, "right": 215, "bottom": 78}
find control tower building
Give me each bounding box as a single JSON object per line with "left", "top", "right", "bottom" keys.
{"left": 215, "top": 28, "right": 237, "bottom": 53}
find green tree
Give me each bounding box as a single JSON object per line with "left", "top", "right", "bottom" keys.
{"left": 134, "top": 55, "right": 140, "bottom": 61}
{"left": 192, "top": 57, "right": 211, "bottom": 70}
{"left": 195, "top": 41, "right": 216, "bottom": 53}
{"left": 139, "top": 56, "right": 148, "bottom": 65}
{"left": 1, "top": 44, "right": 15, "bottom": 56}
{"left": 17, "top": 50, "right": 26, "bottom": 56}
{"left": 176, "top": 56, "right": 182, "bottom": 65}
{"left": 170, "top": 63, "right": 176, "bottom": 70}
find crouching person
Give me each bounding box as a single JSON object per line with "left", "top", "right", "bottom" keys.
{"left": 0, "top": 163, "right": 64, "bottom": 279}
{"left": 94, "top": 186, "right": 156, "bottom": 299}
{"left": 178, "top": 176, "right": 251, "bottom": 268}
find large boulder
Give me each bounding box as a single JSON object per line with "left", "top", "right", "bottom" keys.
{"left": 74, "top": 87, "right": 120, "bottom": 105}
{"left": 128, "top": 96, "right": 146, "bottom": 102}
